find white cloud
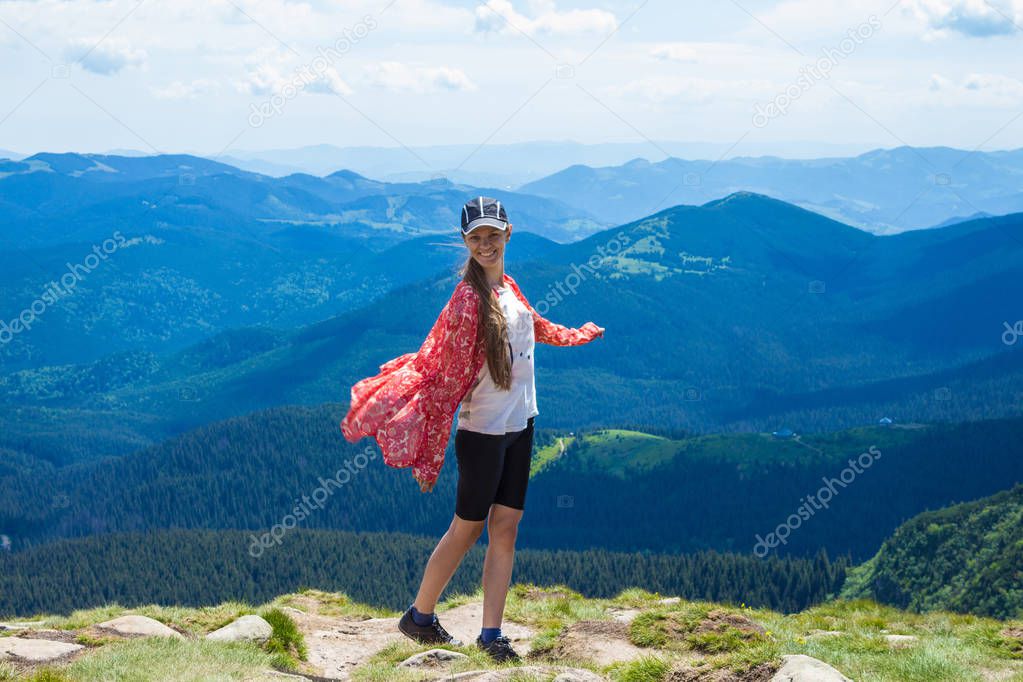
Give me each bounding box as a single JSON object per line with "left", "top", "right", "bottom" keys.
{"left": 474, "top": 0, "right": 617, "bottom": 36}
{"left": 365, "top": 61, "right": 477, "bottom": 93}
{"left": 148, "top": 79, "right": 217, "bottom": 100}
{"left": 604, "top": 76, "right": 774, "bottom": 105}
{"left": 65, "top": 37, "right": 147, "bottom": 75}
{"left": 236, "top": 48, "right": 354, "bottom": 97}
{"left": 150, "top": 79, "right": 221, "bottom": 100}
{"left": 650, "top": 43, "right": 700, "bottom": 62}
{"left": 907, "top": 0, "right": 1022, "bottom": 37}
{"left": 305, "top": 68, "right": 355, "bottom": 96}
{"left": 928, "top": 71, "right": 1023, "bottom": 103}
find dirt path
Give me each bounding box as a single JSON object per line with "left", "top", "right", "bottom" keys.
{"left": 285, "top": 601, "right": 537, "bottom": 680}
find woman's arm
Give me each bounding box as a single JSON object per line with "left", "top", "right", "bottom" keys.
{"left": 505, "top": 276, "right": 603, "bottom": 346}
{"left": 532, "top": 312, "right": 603, "bottom": 346}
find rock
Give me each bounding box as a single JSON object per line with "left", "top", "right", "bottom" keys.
{"left": 607, "top": 607, "right": 642, "bottom": 623}
{"left": 806, "top": 629, "right": 844, "bottom": 638}
{"left": 553, "top": 672, "right": 607, "bottom": 682}
{"left": 884, "top": 634, "right": 918, "bottom": 648}
{"left": 439, "top": 666, "right": 605, "bottom": 681}
{"left": 0, "top": 637, "right": 84, "bottom": 663}
{"left": 95, "top": 615, "right": 184, "bottom": 639}
{"left": 658, "top": 597, "right": 682, "bottom": 605}
{"left": 398, "top": 648, "right": 470, "bottom": 668}
{"left": 0, "top": 621, "right": 48, "bottom": 631}
{"left": 207, "top": 615, "right": 273, "bottom": 644}
{"left": 770, "top": 654, "right": 851, "bottom": 682}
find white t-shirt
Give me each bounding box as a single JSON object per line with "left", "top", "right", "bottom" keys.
{"left": 456, "top": 284, "right": 538, "bottom": 435}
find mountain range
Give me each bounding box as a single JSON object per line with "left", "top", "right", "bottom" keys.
{"left": 2, "top": 189, "right": 1020, "bottom": 456}
{"left": 521, "top": 146, "right": 1023, "bottom": 234}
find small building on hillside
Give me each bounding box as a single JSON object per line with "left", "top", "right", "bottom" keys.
{"left": 878, "top": 417, "right": 894, "bottom": 426}
{"left": 771, "top": 428, "right": 795, "bottom": 439}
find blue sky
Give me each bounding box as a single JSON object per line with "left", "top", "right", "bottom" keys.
{"left": 1, "top": 0, "right": 1021, "bottom": 161}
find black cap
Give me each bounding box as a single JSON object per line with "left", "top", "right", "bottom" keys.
{"left": 460, "top": 196, "right": 508, "bottom": 235}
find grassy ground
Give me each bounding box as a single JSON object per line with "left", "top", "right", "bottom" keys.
{"left": 3, "top": 585, "right": 1021, "bottom": 681}
{"left": 1, "top": 596, "right": 313, "bottom": 682}
{"left": 350, "top": 584, "right": 1023, "bottom": 682}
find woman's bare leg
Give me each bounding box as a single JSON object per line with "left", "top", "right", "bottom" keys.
{"left": 481, "top": 503, "right": 524, "bottom": 628}
{"left": 414, "top": 513, "right": 486, "bottom": 613}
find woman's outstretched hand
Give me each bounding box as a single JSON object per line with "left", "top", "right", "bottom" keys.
{"left": 595, "top": 325, "right": 605, "bottom": 338}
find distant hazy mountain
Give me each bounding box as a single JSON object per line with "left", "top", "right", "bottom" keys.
{"left": 928, "top": 211, "right": 994, "bottom": 229}
{"left": 0, "top": 152, "right": 608, "bottom": 367}
{"left": 0, "top": 152, "right": 607, "bottom": 247}
{"left": 520, "top": 146, "right": 1023, "bottom": 234}
{"left": 224, "top": 140, "right": 875, "bottom": 186}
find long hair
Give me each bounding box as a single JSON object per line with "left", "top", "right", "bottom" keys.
{"left": 461, "top": 256, "right": 512, "bottom": 390}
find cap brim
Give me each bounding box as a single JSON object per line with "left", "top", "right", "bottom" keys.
{"left": 462, "top": 218, "right": 508, "bottom": 234}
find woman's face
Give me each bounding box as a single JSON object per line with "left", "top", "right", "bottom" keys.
{"left": 463, "top": 223, "right": 512, "bottom": 268}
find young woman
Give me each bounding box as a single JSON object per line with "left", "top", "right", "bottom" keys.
{"left": 341, "top": 196, "right": 604, "bottom": 662}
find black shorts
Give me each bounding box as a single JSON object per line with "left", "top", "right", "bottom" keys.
{"left": 454, "top": 416, "right": 535, "bottom": 522}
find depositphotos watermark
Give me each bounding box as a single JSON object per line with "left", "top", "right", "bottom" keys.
{"left": 1003, "top": 320, "right": 1023, "bottom": 346}
{"left": 1, "top": 230, "right": 128, "bottom": 345}
{"left": 753, "top": 444, "right": 882, "bottom": 557}
{"left": 248, "top": 15, "right": 378, "bottom": 128}
{"left": 752, "top": 15, "right": 882, "bottom": 128}
{"left": 248, "top": 444, "right": 378, "bottom": 558}
{"left": 505, "top": 230, "right": 629, "bottom": 338}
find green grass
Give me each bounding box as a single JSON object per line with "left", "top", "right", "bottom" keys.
{"left": 528, "top": 423, "right": 925, "bottom": 481}
{"left": 607, "top": 655, "right": 672, "bottom": 682}
{"left": 571, "top": 430, "right": 678, "bottom": 478}
{"left": 6, "top": 587, "right": 1023, "bottom": 682}
{"left": 529, "top": 436, "right": 574, "bottom": 477}
{"left": 26, "top": 601, "right": 256, "bottom": 636}
{"left": 259, "top": 607, "right": 307, "bottom": 670}
{"left": 504, "top": 583, "right": 606, "bottom": 631}
{"left": 350, "top": 638, "right": 495, "bottom": 682}
{"left": 46, "top": 636, "right": 278, "bottom": 681}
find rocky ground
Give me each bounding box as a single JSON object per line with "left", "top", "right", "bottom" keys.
{"left": 2, "top": 585, "right": 1022, "bottom": 681}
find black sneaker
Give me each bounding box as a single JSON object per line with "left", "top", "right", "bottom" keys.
{"left": 475, "top": 633, "right": 520, "bottom": 663}
{"left": 398, "top": 606, "right": 463, "bottom": 646}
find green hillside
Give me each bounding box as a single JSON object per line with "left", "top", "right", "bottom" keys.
{"left": 2, "top": 403, "right": 1022, "bottom": 563}
{"left": 843, "top": 484, "right": 1023, "bottom": 619}
{"left": 523, "top": 416, "right": 1023, "bottom": 558}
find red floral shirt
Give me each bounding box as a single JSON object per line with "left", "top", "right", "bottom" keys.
{"left": 340, "top": 272, "right": 602, "bottom": 486}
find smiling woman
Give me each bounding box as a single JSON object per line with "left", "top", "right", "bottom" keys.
{"left": 340, "top": 195, "right": 604, "bottom": 663}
